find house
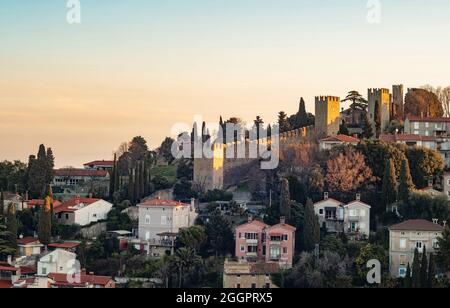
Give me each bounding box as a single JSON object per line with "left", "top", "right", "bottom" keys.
{"left": 3, "top": 192, "right": 25, "bottom": 212}
{"left": 223, "top": 259, "right": 279, "bottom": 289}
{"left": 17, "top": 237, "right": 44, "bottom": 257}
{"left": 37, "top": 249, "right": 77, "bottom": 277}
{"left": 48, "top": 272, "right": 115, "bottom": 288}
{"left": 314, "top": 193, "right": 371, "bottom": 239}
{"left": 380, "top": 134, "right": 437, "bottom": 150}
{"left": 404, "top": 116, "right": 450, "bottom": 167}
{"left": 0, "top": 263, "right": 37, "bottom": 289}
{"left": 52, "top": 168, "right": 110, "bottom": 198}
{"left": 83, "top": 160, "right": 114, "bottom": 171}
{"left": 54, "top": 197, "right": 113, "bottom": 226}
{"left": 389, "top": 219, "right": 444, "bottom": 278}
{"left": 26, "top": 199, "right": 62, "bottom": 210}
{"left": 235, "top": 218, "right": 296, "bottom": 269}
{"left": 319, "top": 134, "right": 360, "bottom": 151}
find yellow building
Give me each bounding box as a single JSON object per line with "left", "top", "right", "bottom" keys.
{"left": 368, "top": 88, "right": 391, "bottom": 133}
{"left": 223, "top": 259, "right": 280, "bottom": 289}
{"left": 314, "top": 96, "right": 341, "bottom": 137}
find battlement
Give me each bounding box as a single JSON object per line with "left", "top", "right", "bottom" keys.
{"left": 315, "top": 96, "right": 340, "bottom": 103}
{"left": 368, "top": 88, "right": 390, "bottom": 96}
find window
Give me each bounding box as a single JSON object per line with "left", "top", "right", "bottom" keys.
{"left": 161, "top": 216, "right": 167, "bottom": 225}
{"left": 145, "top": 232, "right": 150, "bottom": 241}
{"left": 433, "top": 239, "right": 439, "bottom": 249}
{"left": 425, "top": 122, "right": 429, "bottom": 128}
{"left": 145, "top": 215, "right": 151, "bottom": 225}
{"left": 270, "top": 236, "right": 282, "bottom": 242}
{"left": 251, "top": 283, "right": 257, "bottom": 289}
{"left": 282, "top": 235, "right": 288, "bottom": 241}
{"left": 399, "top": 255, "right": 407, "bottom": 265}
{"left": 414, "top": 130, "right": 419, "bottom": 135}
{"left": 400, "top": 239, "right": 407, "bottom": 249}
{"left": 247, "top": 246, "right": 258, "bottom": 253}
{"left": 240, "top": 245, "right": 245, "bottom": 252}
{"left": 42, "top": 267, "right": 47, "bottom": 275}
{"left": 262, "top": 245, "right": 266, "bottom": 256}
{"left": 265, "top": 283, "right": 271, "bottom": 289}
{"left": 66, "top": 214, "right": 69, "bottom": 220}
{"left": 416, "top": 242, "right": 423, "bottom": 252}
{"left": 349, "top": 210, "right": 356, "bottom": 217}
{"left": 236, "top": 284, "right": 241, "bottom": 289}
{"left": 283, "top": 247, "right": 288, "bottom": 254}
{"left": 399, "top": 267, "right": 407, "bottom": 278}
{"left": 414, "top": 122, "right": 419, "bottom": 129}
{"left": 270, "top": 246, "right": 281, "bottom": 260}
{"left": 245, "top": 233, "right": 258, "bottom": 240}
{"left": 319, "top": 209, "right": 324, "bottom": 215}
{"left": 92, "top": 214, "right": 97, "bottom": 218}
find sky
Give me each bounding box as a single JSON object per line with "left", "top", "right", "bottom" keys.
{"left": 1, "top": 0, "right": 450, "bottom": 167}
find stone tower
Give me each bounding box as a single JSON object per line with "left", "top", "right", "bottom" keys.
{"left": 315, "top": 96, "right": 340, "bottom": 137}
{"left": 193, "top": 142, "right": 224, "bottom": 192}
{"left": 392, "top": 84, "right": 404, "bottom": 119}
{"left": 368, "top": 88, "right": 391, "bottom": 132}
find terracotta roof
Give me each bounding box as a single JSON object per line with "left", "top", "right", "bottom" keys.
{"left": 139, "top": 199, "right": 189, "bottom": 207}
{"left": 48, "top": 273, "right": 113, "bottom": 287}
{"left": 321, "top": 134, "right": 360, "bottom": 143}
{"left": 17, "top": 237, "right": 41, "bottom": 246}
{"left": 249, "top": 263, "right": 280, "bottom": 275}
{"left": 54, "top": 198, "right": 101, "bottom": 214}
{"left": 48, "top": 242, "right": 80, "bottom": 249}
{"left": 390, "top": 219, "right": 444, "bottom": 232}
{"left": 20, "top": 266, "right": 37, "bottom": 275}
{"left": 83, "top": 160, "right": 114, "bottom": 167}
{"left": 268, "top": 223, "right": 297, "bottom": 232}
{"left": 0, "top": 266, "right": 18, "bottom": 272}
{"left": 237, "top": 220, "right": 268, "bottom": 230}
{"left": 27, "top": 199, "right": 62, "bottom": 209}
{"left": 406, "top": 115, "right": 450, "bottom": 123}
{"left": 54, "top": 169, "right": 109, "bottom": 177}
{"left": 345, "top": 200, "right": 371, "bottom": 208}
{"left": 0, "top": 281, "right": 12, "bottom": 289}
{"left": 380, "top": 134, "right": 436, "bottom": 143}
{"left": 313, "top": 198, "right": 342, "bottom": 207}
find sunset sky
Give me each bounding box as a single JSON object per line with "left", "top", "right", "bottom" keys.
{"left": 1, "top": 0, "right": 449, "bottom": 167}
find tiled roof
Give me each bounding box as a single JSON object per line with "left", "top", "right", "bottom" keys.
{"left": 237, "top": 220, "right": 268, "bottom": 230}
{"left": 48, "top": 242, "right": 80, "bottom": 249}
{"left": 27, "top": 199, "right": 62, "bottom": 209}
{"left": 345, "top": 200, "right": 371, "bottom": 208}
{"left": 0, "top": 281, "right": 12, "bottom": 289}
{"left": 83, "top": 160, "right": 114, "bottom": 167}
{"left": 380, "top": 134, "right": 436, "bottom": 143}
{"left": 139, "top": 199, "right": 189, "bottom": 207}
{"left": 54, "top": 198, "right": 100, "bottom": 214}
{"left": 48, "top": 273, "right": 113, "bottom": 287}
{"left": 313, "top": 198, "right": 342, "bottom": 207}
{"left": 321, "top": 134, "right": 360, "bottom": 143}
{"left": 390, "top": 219, "right": 444, "bottom": 232}
{"left": 17, "top": 237, "right": 41, "bottom": 246}
{"left": 406, "top": 115, "right": 450, "bottom": 123}
{"left": 249, "top": 263, "right": 280, "bottom": 275}
{"left": 54, "top": 169, "right": 109, "bottom": 177}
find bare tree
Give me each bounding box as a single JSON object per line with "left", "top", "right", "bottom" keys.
{"left": 422, "top": 85, "right": 450, "bottom": 117}
{"left": 114, "top": 142, "right": 129, "bottom": 158}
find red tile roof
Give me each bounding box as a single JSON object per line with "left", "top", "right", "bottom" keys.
{"left": 54, "top": 198, "right": 100, "bottom": 214}
{"left": 406, "top": 115, "right": 450, "bottom": 123}
{"left": 390, "top": 219, "right": 444, "bottom": 232}
{"left": 269, "top": 223, "right": 297, "bottom": 232}
{"left": 313, "top": 198, "right": 343, "bottom": 207}
{"left": 17, "top": 237, "right": 41, "bottom": 246}
{"left": 83, "top": 160, "right": 114, "bottom": 167}
{"left": 48, "top": 242, "right": 80, "bottom": 249}
{"left": 48, "top": 273, "right": 113, "bottom": 287}
{"left": 139, "top": 199, "right": 189, "bottom": 207}
{"left": 237, "top": 220, "right": 268, "bottom": 230}
{"left": 249, "top": 263, "right": 280, "bottom": 274}
{"left": 54, "top": 169, "right": 109, "bottom": 177}
{"left": 380, "top": 134, "right": 436, "bottom": 143}
{"left": 321, "top": 134, "right": 360, "bottom": 143}
{"left": 0, "top": 281, "right": 12, "bottom": 289}
{"left": 27, "top": 199, "right": 62, "bottom": 209}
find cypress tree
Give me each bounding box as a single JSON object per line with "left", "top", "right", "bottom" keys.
{"left": 381, "top": 159, "right": 397, "bottom": 211}
{"left": 411, "top": 248, "right": 421, "bottom": 288}
{"left": 298, "top": 98, "right": 308, "bottom": 128}
{"left": 45, "top": 147, "right": 55, "bottom": 185}
{"left": 6, "top": 204, "right": 18, "bottom": 249}
{"left": 420, "top": 246, "right": 428, "bottom": 288}
{"left": 404, "top": 263, "right": 412, "bottom": 288}
{"left": 0, "top": 191, "right": 4, "bottom": 218}
{"left": 38, "top": 185, "right": 53, "bottom": 246}
{"left": 362, "top": 111, "right": 374, "bottom": 139}
{"left": 398, "top": 159, "right": 414, "bottom": 202}
{"left": 280, "top": 178, "right": 291, "bottom": 221}
{"left": 303, "top": 199, "right": 320, "bottom": 252}
{"left": 428, "top": 253, "right": 436, "bottom": 288}
{"left": 135, "top": 163, "right": 141, "bottom": 202}
{"left": 109, "top": 153, "right": 117, "bottom": 200}
{"left": 128, "top": 169, "right": 135, "bottom": 204}
{"left": 139, "top": 161, "right": 145, "bottom": 200}
{"left": 374, "top": 100, "right": 382, "bottom": 138}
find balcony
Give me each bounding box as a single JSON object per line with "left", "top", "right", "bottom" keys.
{"left": 246, "top": 239, "right": 258, "bottom": 245}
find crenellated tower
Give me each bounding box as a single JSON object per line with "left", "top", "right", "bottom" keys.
{"left": 314, "top": 96, "right": 340, "bottom": 137}
{"left": 368, "top": 88, "right": 391, "bottom": 132}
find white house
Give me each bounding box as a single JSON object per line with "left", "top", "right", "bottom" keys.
{"left": 138, "top": 198, "right": 198, "bottom": 242}
{"left": 37, "top": 249, "right": 77, "bottom": 277}
{"left": 343, "top": 200, "right": 371, "bottom": 237}
{"left": 54, "top": 197, "right": 113, "bottom": 226}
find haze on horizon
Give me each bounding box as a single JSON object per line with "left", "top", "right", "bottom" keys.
{"left": 1, "top": 0, "right": 449, "bottom": 168}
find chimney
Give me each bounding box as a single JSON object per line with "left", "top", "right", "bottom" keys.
{"left": 7, "top": 255, "right": 13, "bottom": 266}
{"left": 433, "top": 218, "right": 439, "bottom": 224}
{"left": 190, "top": 198, "right": 196, "bottom": 212}
{"left": 75, "top": 195, "right": 81, "bottom": 205}
{"left": 88, "top": 193, "right": 93, "bottom": 198}
{"left": 25, "top": 191, "right": 29, "bottom": 201}
{"left": 356, "top": 193, "right": 361, "bottom": 201}
{"left": 280, "top": 217, "right": 286, "bottom": 224}
{"left": 324, "top": 192, "right": 329, "bottom": 200}
{"left": 248, "top": 216, "right": 253, "bottom": 223}
{"left": 443, "top": 221, "right": 448, "bottom": 227}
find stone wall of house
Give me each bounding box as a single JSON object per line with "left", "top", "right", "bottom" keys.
{"left": 80, "top": 222, "right": 107, "bottom": 239}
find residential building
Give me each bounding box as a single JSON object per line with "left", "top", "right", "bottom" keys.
{"left": 223, "top": 259, "right": 279, "bottom": 289}
{"left": 26, "top": 199, "right": 62, "bottom": 210}
{"left": 235, "top": 218, "right": 296, "bottom": 269}
{"left": 389, "top": 219, "right": 444, "bottom": 278}
{"left": 17, "top": 237, "right": 44, "bottom": 257}
{"left": 2, "top": 192, "right": 25, "bottom": 212}
{"left": 52, "top": 168, "right": 110, "bottom": 198}
{"left": 319, "top": 134, "right": 359, "bottom": 151}
{"left": 48, "top": 242, "right": 81, "bottom": 253}
{"left": 380, "top": 134, "right": 437, "bottom": 150}
{"left": 137, "top": 198, "right": 198, "bottom": 256}
{"left": 314, "top": 193, "right": 371, "bottom": 239}
{"left": 443, "top": 173, "right": 450, "bottom": 198}
{"left": 83, "top": 160, "right": 114, "bottom": 171}
{"left": 48, "top": 272, "right": 115, "bottom": 288}
{"left": 37, "top": 249, "right": 77, "bottom": 277}
{"left": 54, "top": 197, "right": 113, "bottom": 226}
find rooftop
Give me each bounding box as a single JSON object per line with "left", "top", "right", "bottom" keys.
{"left": 48, "top": 272, "right": 113, "bottom": 287}
{"left": 406, "top": 115, "right": 450, "bottom": 123}
{"left": 48, "top": 242, "right": 81, "bottom": 249}
{"left": 54, "top": 169, "right": 109, "bottom": 177}
{"left": 139, "top": 199, "right": 189, "bottom": 208}
{"left": 390, "top": 219, "right": 445, "bottom": 232}
{"left": 83, "top": 160, "right": 114, "bottom": 167}
{"left": 321, "top": 134, "right": 360, "bottom": 143}
{"left": 54, "top": 197, "right": 101, "bottom": 214}
{"left": 380, "top": 134, "right": 436, "bottom": 143}
{"left": 17, "top": 237, "right": 41, "bottom": 246}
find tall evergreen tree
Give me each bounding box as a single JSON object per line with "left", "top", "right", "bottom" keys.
{"left": 280, "top": 178, "right": 291, "bottom": 221}
{"left": 139, "top": 161, "right": 145, "bottom": 200}
{"left": 109, "top": 154, "right": 117, "bottom": 200}
{"left": 374, "top": 100, "right": 382, "bottom": 138}
{"left": 0, "top": 191, "right": 4, "bottom": 217}
{"left": 298, "top": 98, "right": 309, "bottom": 128}
{"left": 420, "top": 246, "right": 428, "bottom": 288}
{"left": 278, "top": 111, "right": 292, "bottom": 133}
{"left": 303, "top": 199, "right": 320, "bottom": 252}
{"left": 411, "top": 248, "right": 421, "bottom": 288}
{"left": 38, "top": 185, "right": 53, "bottom": 246}
{"left": 339, "top": 120, "right": 350, "bottom": 136}
{"left": 398, "top": 159, "right": 414, "bottom": 202}
{"left": 404, "top": 263, "right": 412, "bottom": 288}
{"left": 0, "top": 223, "right": 16, "bottom": 261}
{"left": 6, "top": 204, "right": 17, "bottom": 249}
{"left": 362, "top": 112, "right": 374, "bottom": 139}
{"left": 135, "top": 163, "right": 141, "bottom": 202}
{"left": 381, "top": 159, "right": 398, "bottom": 211}
{"left": 128, "top": 169, "right": 135, "bottom": 204}
{"left": 428, "top": 253, "right": 436, "bottom": 288}
{"left": 45, "top": 147, "right": 55, "bottom": 185}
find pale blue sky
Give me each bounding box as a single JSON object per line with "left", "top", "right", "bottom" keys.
{"left": 1, "top": 0, "right": 449, "bottom": 166}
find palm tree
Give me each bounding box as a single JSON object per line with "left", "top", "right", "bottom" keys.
{"left": 174, "top": 247, "right": 201, "bottom": 288}
{"left": 342, "top": 91, "right": 368, "bottom": 125}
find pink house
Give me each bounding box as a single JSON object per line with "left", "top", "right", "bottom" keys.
{"left": 235, "top": 218, "right": 296, "bottom": 269}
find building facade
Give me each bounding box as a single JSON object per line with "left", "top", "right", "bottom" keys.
{"left": 368, "top": 88, "right": 391, "bottom": 132}
{"left": 319, "top": 134, "right": 360, "bottom": 151}
{"left": 54, "top": 198, "right": 113, "bottom": 226}
{"left": 315, "top": 96, "right": 341, "bottom": 137}
{"left": 223, "top": 259, "right": 279, "bottom": 289}
{"left": 389, "top": 219, "right": 444, "bottom": 278}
